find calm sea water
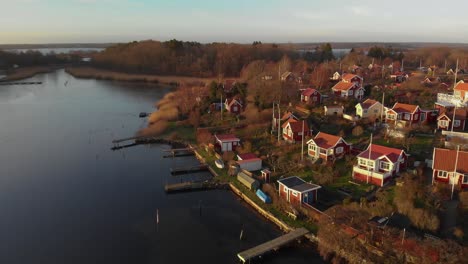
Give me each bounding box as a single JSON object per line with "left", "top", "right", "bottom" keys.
{"left": 0, "top": 70, "right": 324, "bottom": 264}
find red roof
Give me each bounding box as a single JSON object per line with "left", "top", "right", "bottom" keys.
{"left": 433, "top": 148, "right": 468, "bottom": 173}
{"left": 286, "top": 120, "right": 309, "bottom": 133}
{"left": 358, "top": 144, "right": 404, "bottom": 163}
{"left": 281, "top": 112, "right": 297, "bottom": 121}
{"left": 309, "top": 132, "right": 345, "bottom": 149}
{"left": 237, "top": 153, "right": 258, "bottom": 160}
{"left": 390, "top": 102, "right": 419, "bottom": 114}
{"left": 332, "top": 81, "right": 355, "bottom": 91}
{"left": 438, "top": 108, "right": 467, "bottom": 121}
{"left": 282, "top": 118, "right": 297, "bottom": 128}
{"left": 302, "top": 88, "right": 319, "bottom": 97}
{"left": 342, "top": 73, "right": 361, "bottom": 82}
{"left": 454, "top": 82, "right": 468, "bottom": 92}
{"left": 360, "top": 99, "right": 379, "bottom": 109}
{"left": 215, "top": 134, "right": 240, "bottom": 142}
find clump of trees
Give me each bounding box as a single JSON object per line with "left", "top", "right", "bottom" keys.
{"left": 394, "top": 173, "right": 440, "bottom": 232}
{"left": 0, "top": 50, "right": 74, "bottom": 68}
{"left": 92, "top": 39, "right": 299, "bottom": 77}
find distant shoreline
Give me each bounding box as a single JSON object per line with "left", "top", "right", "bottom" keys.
{"left": 1, "top": 66, "right": 56, "bottom": 82}
{"left": 66, "top": 67, "right": 231, "bottom": 86}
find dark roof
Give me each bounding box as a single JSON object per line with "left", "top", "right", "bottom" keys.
{"left": 277, "top": 176, "right": 321, "bottom": 193}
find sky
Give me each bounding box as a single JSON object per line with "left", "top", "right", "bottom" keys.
{"left": 1, "top": 0, "right": 468, "bottom": 44}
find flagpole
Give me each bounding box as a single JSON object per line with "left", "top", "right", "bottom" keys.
{"left": 301, "top": 120, "right": 305, "bottom": 161}
{"left": 367, "top": 134, "right": 373, "bottom": 184}
{"left": 452, "top": 146, "right": 460, "bottom": 200}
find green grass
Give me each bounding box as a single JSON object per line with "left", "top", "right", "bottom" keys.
{"left": 161, "top": 122, "right": 196, "bottom": 143}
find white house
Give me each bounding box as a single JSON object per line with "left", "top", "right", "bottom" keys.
{"left": 355, "top": 99, "right": 383, "bottom": 119}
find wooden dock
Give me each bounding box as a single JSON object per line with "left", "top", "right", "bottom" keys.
{"left": 170, "top": 164, "right": 208, "bottom": 175}
{"left": 162, "top": 147, "right": 195, "bottom": 158}
{"left": 237, "top": 227, "right": 309, "bottom": 263}
{"left": 0, "top": 81, "right": 42, "bottom": 85}
{"left": 164, "top": 181, "right": 228, "bottom": 193}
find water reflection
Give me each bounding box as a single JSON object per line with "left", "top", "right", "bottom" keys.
{"left": 0, "top": 70, "right": 324, "bottom": 264}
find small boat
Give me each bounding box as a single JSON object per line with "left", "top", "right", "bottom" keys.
{"left": 256, "top": 189, "right": 272, "bottom": 204}
{"left": 215, "top": 159, "right": 224, "bottom": 169}
{"left": 139, "top": 112, "right": 148, "bottom": 118}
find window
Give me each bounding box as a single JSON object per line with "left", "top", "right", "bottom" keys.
{"left": 336, "top": 147, "right": 344, "bottom": 154}
{"left": 374, "top": 109, "right": 378, "bottom": 113}
{"left": 312, "top": 96, "right": 317, "bottom": 102}
{"left": 414, "top": 114, "right": 418, "bottom": 120}
{"left": 387, "top": 114, "right": 396, "bottom": 120}
{"left": 292, "top": 191, "right": 298, "bottom": 197}
{"left": 233, "top": 106, "right": 238, "bottom": 112}
{"left": 320, "top": 148, "right": 327, "bottom": 154}
{"left": 454, "top": 120, "right": 461, "bottom": 127}
{"left": 309, "top": 145, "right": 316, "bottom": 151}
{"left": 284, "top": 186, "right": 287, "bottom": 192}
{"left": 364, "top": 109, "right": 368, "bottom": 114}
{"left": 328, "top": 149, "right": 334, "bottom": 155}
{"left": 359, "top": 159, "right": 367, "bottom": 166}
{"left": 404, "top": 113, "right": 411, "bottom": 120}
{"left": 438, "top": 171, "right": 448, "bottom": 178}
{"left": 439, "top": 120, "right": 449, "bottom": 127}
{"left": 464, "top": 175, "right": 468, "bottom": 184}
{"left": 380, "top": 162, "right": 391, "bottom": 171}
{"left": 349, "top": 90, "right": 354, "bottom": 95}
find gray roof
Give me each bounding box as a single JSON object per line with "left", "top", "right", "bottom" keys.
{"left": 277, "top": 176, "right": 321, "bottom": 193}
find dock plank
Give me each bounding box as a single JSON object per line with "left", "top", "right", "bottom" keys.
{"left": 237, "top": 227, "right": 309, "bottom": 262}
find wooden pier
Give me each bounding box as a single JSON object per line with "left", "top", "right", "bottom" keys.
{"left": 162, "top": 147, "right": 195, "bottom": 158}
{"left": 0, "top": 81, "right": 42, "bottom": 85}
{"left": 164, "top": 181, "right": 228, "bottom": 193}
{"left": 170, "top": 164, "right": 208, "bottom": 175}
{"left": 237, "top": 227, "right": 309, "bottom": 263}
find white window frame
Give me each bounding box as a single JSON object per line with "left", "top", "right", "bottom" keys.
{"left": 380, "top": 162, "right": 391, "bottom": 171}
{"left": 349, "top": 90, "right": 354, "bottom": 95}
{"left": 309, "top": 144, "right": 316, "bottom": 151}
{"left": 283, "top": 186, "right": 288, "bottom": 192}
{"left": 439, "top": 120, "right": 449, "bottom": 127}
{"left": 464, "top": 174, "right": 468, "bottom": 184}
{"left": 359, "top": 158, "right": 367, "bottom": 166}
{"left": 438, "top": 171, "right": 448, "bottom": 178}
{"left": 454, "top": 120, "right": 461, "bottom": 127}
{"left": 404, "top": 113, "right": 411, "bottom": 120}
{"left": 387, "top": 114, "right": 396, "bottom": 120}
{"left": 336, "top": 147, "right": 344, "bottom": 154}
{"left": 292, "top": 191, "right": 298, "bottom": 197}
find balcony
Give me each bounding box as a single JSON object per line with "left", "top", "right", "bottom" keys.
{"left": 353, "top": 166, "right": 391, "bottom": 180}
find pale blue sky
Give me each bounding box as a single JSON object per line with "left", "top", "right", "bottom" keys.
{"left": 1, "top": 0, "right": 467, "bottom": 44}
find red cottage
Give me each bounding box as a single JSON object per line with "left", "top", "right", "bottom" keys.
{"left": 437, "top": 108, "right": 467, "bottom": 131}
{"left": 301, "top": 88, "right": 322, "bottom": 105}
{"left": 331, "top": 73, "right": 364, "bottom": 99}
{"left": 352, "top": 144, "right": 407, "bottom": 186}
{"left": 432, "top": 148, "right": 468, "bottom": 188}
{"left": 272, "top": 111, "right": 298, "bottom": 130}
{"left": 277, "top": 176, "right": 321, "bottom": 206}
{"left": 307, "top": 132, "right": 351, "bottom": 162}
{"left": 386, "top": 102, "right": 436, "bottom": 126}
{"left": 224, "top": 98, "right": 243, "bottom": 114}
{"left": 282, "top": 119, "right": 311, "bottom": 143}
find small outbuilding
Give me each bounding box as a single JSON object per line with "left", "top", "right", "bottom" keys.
{"left": 215, "top": 134, "right": 240, "bottom": 152}
{"left": 237, "top": 153, "right": 262, "bottom": 172}
{"left": 277, "top": 176, "right": 321, "bottom": 206}
{"left": 237, "top": 171, "right": 260, "bottom": 190}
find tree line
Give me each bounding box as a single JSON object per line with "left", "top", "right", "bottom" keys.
{"left": 90, "top": 40, "right": 339, "bottom": 77}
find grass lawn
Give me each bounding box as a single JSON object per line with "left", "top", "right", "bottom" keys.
{"left": 161, "top": 122, "right": 196, "bottom": 143}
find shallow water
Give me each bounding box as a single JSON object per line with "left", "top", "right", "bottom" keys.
{"left": 0, "top": 70, "right": 324, "bottom": 263}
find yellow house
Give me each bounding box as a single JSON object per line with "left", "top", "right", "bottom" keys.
{"left": 355, "top": 99, "right": 383, "bottom": 120}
